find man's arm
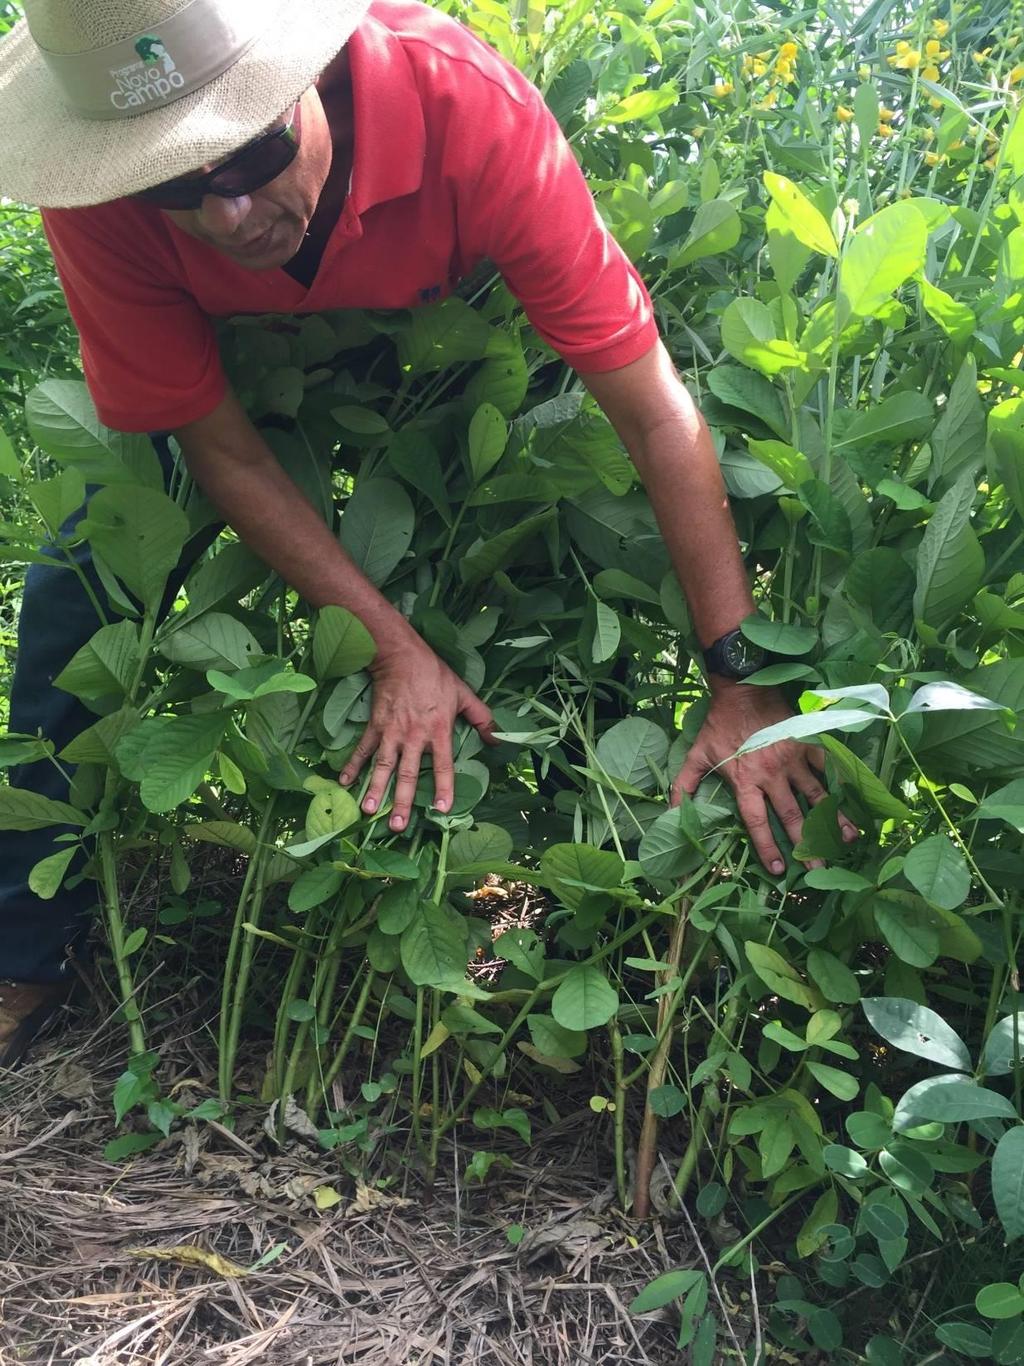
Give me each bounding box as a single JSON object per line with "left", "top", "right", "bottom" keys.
{"left": 173, "top": 390, "right": 494, "bottom": 830}
{"left": 579, "top": 340, "right": 858, "bottom": 874}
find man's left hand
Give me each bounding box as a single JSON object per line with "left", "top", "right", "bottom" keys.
{"left": 672, "top": 684, "right": 859, "bottom": 875}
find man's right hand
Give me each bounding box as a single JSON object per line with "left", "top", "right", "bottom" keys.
{"left": 338, "top": 632, "right": 495, "bottom": 831}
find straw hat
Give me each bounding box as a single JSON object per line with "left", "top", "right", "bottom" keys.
{"left": 0, "top": 0, "right": 374, "bottom": 208}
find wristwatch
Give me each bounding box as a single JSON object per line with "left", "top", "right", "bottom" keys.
{"left": 702, "top": 628, "right": 768, "bottom": 681}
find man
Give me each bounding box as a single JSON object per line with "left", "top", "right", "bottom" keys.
{"left": 0, "top": 0, "right": 855, "bottom": 1064}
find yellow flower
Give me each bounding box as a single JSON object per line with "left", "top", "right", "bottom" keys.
{"left": 929, "top": 94, "right": 943, "bottom": 107}
{"left": 779, "top": 41, "right": 798, "bottom": 60}
{"left": 858, "top": 63, "right": 871, "bottom": 79}
{"left": 948, "top": 138, "right": 964, "bottom": 150}
{"left": 972, "top": 48, "right": 991, "bottom": 63}
{"left": 921, "top": 126, "right": 935, "bottom": 141}
{"left": 837, "top": 105, "right": 854, "bottom": 122}
{"left": 932, "top": 18, "right": 950, "bottom": 37}
{"left": 922, "top": 64, "right": 941, "bottom": 81}
{"left": 758, "top": 89, "right": 778, "bottom": 108}
{"left": 984, "top": 155, "right": 998, "bottom": 170}
{"left": 924, "top": 150, "right": 942, "bottom": 165}
{"left": 888, "top": 46, "right": 922, "bottom": 69}
{"left": 753, "top": 58, "right": 767, "bottom": 76}
{"left": 712, "top": 79, "right": 734, "bottom": 96}
{"left": 879, "top": 105, "right": 895, "bottom": 122}
{"left": 775, "top": 60, "right": 795, "bottom": 83}
{"left": 878, "top": 123, "right": 896, "bottom": 137}
{"left": 1010, "top": 64, "right": 1024, "bottom": 86}
{"left": 924, "top": 39, "right": 950, "bottom": 59}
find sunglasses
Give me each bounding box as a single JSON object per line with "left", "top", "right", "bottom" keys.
{"left": 133, "top": 102, "right": 302, "bottom": 211}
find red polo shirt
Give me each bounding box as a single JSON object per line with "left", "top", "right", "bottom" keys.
{"left": 40, "top": 0, "right": 657, "bottom": 433}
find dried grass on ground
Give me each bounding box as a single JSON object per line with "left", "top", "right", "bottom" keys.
{"left": 0, "top": 983, "right": 698, "bottom": 1366}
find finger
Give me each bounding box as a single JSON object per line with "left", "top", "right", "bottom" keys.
{"left": 807, "top": 746, "right": 826, "bottom": 775}
{"left": 791, "top": 765, "right": 860, "bottom": 843}
{"left": 766, "top": 781, "right": 822, "bottom": 869}
{"left": 430, "top": 731, "right": 455, "bottom": 814}
{"left": 362, "top": 742, "right": 398, "bottom": 815}
{"left": 339, "top": 725, "right": 380, "bottom": 787}
{"left": 458, "top": 687, "right": 496, "bottom": 744}
{"left": 735, "top": 787, "right": 786, "bottom": 877}
{"left": 671, "top": 746, "right": 709, "bottom": 805}
{"left": 389, "top": 745, "right": 424, "bottom": 832}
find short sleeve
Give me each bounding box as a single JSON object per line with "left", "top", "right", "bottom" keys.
{"left": 453, "top": 72, "right": 659, "bottom": 373}
{"left": 41, "top": 204, "right": 226, "bottom": 433}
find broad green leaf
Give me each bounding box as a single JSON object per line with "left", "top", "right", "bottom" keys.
{"left": 763, "top": 172, "right": 838, "bottom": 257}
{"left": 0, "top": 426, "right": 19, "bottom": 480}
{"left": 331, "top": 404, "right": 390, "bottom": 436}
{"left": 861, "top": 997, "right": 972, "bottom": 1071}
{"left": 137, "top": 712, "right": 230, "bottom": 813}
{"left": 27, "top": 847, "right": 77, "bottom": 899}
{"left": 551, "top": 963, "right": 619, "bottom": 1030}
{"left": 630, "top": 1269, "right": 705, "bottom": 1314}
{"left": 989, "top": 397, "right": 1024, "bottom": 526}
{"left": 53, "top": 620, "right": 140, "bottom": 700}
{"left": 992, "top": 1128, "right": 1024, "bottom": 1243}
{"left": 60, "top": 708, "right": 137, "bottom": 766}
{"left": 304, "top": 787, "right": 359, "bottom": 840}
{"left": 905, "top": 679, "right": 1009, "bottom": 716}
{"left": 977, "top": 780, "right": 1024, "bottom": 831}
{"left": 540, "top": 843, "right": 625, "bottom": 910}
{"left": 903, "top": 835, "right": 971, "bottom": 910}
{"left": 736, "top": 708, "right": 878, "bottom": 756}
{"left": 468, "top": 402, "right": 507, "bottom": 483}
{"left": 400, "top": 903, "right": 469, "bottom": 987}
{"left": 638, "top": 800, "right": 703, "bottom": 879}
{"left": 981, "top": 1014, "right": 1024, "bottom": 1077}
{"left": 872, "top": 891, "right": 940, "bottom": 968}
{"left": 312, "top": 605, "right": 376, "bottom": 679}
{"left": 398, "top": 296, "right": 495, "bottom": 374}
{"left": 288, "top": 864, "right": 344, "bottom": 913}
{"left": 839, "top": 202, "right": 928, "bottom": 326}
{"left": 740, "top": 614, "right": 816, "bottom": 655}
{"left": 820, "top": 736, "right": 914, "bottom": 822}
{"left": 913, "top": 473, "right": 983, "bottom": 628}
{"left": 24, "top": 379, "right": 163, "bottom": 488}
{"left": 705, "top": 366, "right": 789, "bottom": 440}
{"left": 460, "top": 508, "right": 556, "bottom": 585}
{"left": 338, "top": 478, "right": 414, "bottom": 587}
{"left": 160, "top": 613, "right": 260, "bottom": 672}
{"left": 919, "top": 277, "right": 976, "bottom": 344}
{"left": 976, "top": 1284, "right": 1024, "bottom": 1321}
{"left": 744, "top": 941, "right": 822, "bottom": 1011}
{"left": 449, "top": 822, "right": 514, "bottom": 869}
{"left": 852, "top": 82, "right": 879, "bottom": 150}
{"left": 0, "top": 789, "right": 87, "bottom": 831}
{"left": 495, "top": 928, "right": 546, "bottom": 981}
{"left": 807, "top": 950, "right": 860, "bottom": 1004}
{"left": 796, "top": 1188, "right": 838, "bottom": 1258}
{"left": 806, "top": 1061, "right": 859, "bottom": 1101}
{"left": 26, "top": 468, "right": 86, "bottom": 537}
{"left": 603, "top": 83, "right": 679, "bottom": 124}
{"left": 834, "top": 394, "right": 934, "bottom": 449}
{"left": 79, "top": 484, "right": 189, "bottom": 613}
{"left": 746, "top": 438, "right": 814, "bottom": 488}
{"left": 766, "top": 197, "right": 813, "bottom": 293}
{"left": 671, "top": 198, "right": 741, "bottom": 269}
{"left": 595, "top": 716, "right": 669, "bottom": 792}
{"left": 720, "top": 297, "right": 806, "bottom": 377}
{"left": 591, "top": 601, "right": 620, "bottom": 663}
{"left": 934, "top": 1323, "right": 992, "bottom": 1359}
{"left": 929, "top": 356, "right": 986, "bottom": 488}
{"left": 894, "top": 1076, "right": 1018, "bottom": 1130}
{"left": 527, "top": 1013, "right": 587, "bottom": 1058}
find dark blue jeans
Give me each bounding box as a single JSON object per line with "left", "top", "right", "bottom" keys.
{"left": 0, "top": 437, "right": 222, "bottom": 982}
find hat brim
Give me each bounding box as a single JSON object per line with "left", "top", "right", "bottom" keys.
{"left": 0, "top": 0, "right": 373, "bottom": 208}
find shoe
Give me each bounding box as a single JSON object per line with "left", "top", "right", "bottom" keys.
{"left": 0, "top": 979, "right": 73, "bottom": 1068}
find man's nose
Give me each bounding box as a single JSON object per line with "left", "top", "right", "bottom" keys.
{"left": 195, "top": 193, "right": 253, "bottom": 237}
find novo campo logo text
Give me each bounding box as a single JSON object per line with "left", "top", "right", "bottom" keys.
{"left": 108, "top": 35, "right": 184, "bottom": 110}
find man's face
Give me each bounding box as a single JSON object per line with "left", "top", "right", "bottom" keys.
{"left": 163, "top": 85, "right": 332, "bottom": 270}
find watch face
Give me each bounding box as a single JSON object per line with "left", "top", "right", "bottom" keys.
{"left": 723, "top": 633, "right": 765, "bottom": 676}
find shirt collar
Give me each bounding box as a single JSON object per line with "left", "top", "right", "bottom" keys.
{"left": 346, "top": 8, "right": 426, "bottom": 216}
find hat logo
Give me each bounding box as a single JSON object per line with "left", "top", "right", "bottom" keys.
{"left": 108, "top": 32, "right": 184, "bottom": 111}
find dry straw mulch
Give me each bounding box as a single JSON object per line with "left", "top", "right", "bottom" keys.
{"left": 0, "top": 984, "right": 699, "bottom": 1366}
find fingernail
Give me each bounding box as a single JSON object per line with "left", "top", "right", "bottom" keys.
{"left": 843, "top": 826, "right": 858, "bottom": 841}
{"left": 339, "top": 774, "right": 351, "bottom": 785}
{"left": 364, "top": 799, "right": 377, "bottom": 813}
{"left": 771, "top": 860, "right": 785, "bottom": 875}
{"left": 433, "top": 800, "right": 449, "bottom": 813}
{"left": 390, "top": 816, "right": 405, "bottom": 831}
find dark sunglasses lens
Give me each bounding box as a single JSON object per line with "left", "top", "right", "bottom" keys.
{"left": 134, "top": 123, "right": 298, "bottom": 210}
{"left": 212, "top": 133, "right": 297, "bottom": 197}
